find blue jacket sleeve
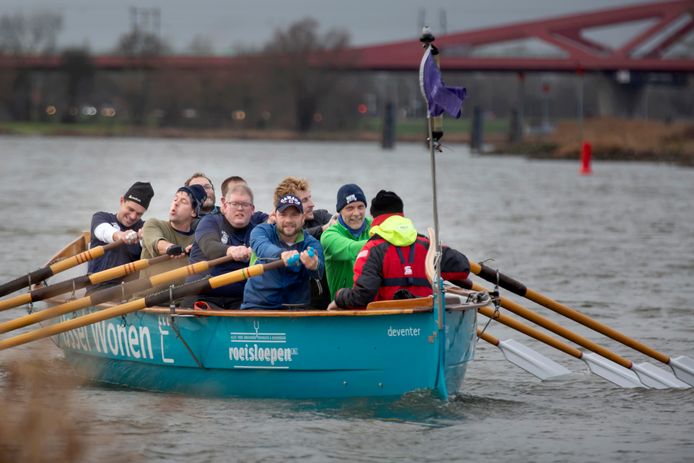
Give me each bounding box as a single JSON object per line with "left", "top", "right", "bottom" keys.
{"left": 250, "top": 224, "right": 284, "bottom": 260}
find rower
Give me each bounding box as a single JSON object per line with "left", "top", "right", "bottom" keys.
{"left": 328, "top": 190, "right": 470, "bottom": 310}
{"left": 86, "top": 181, "right": 154, "bottom": 292}
{"left": 272, "top": 176, "right": 337, "bottom": 308}
{"left": 241, "top": 194, "right": 324, "bottom": 310}
{"left": 138, "top": 184, "right": 208, "bottom": 290}
{"left": 185, "top": 183, "right": 268, "bottom": 309}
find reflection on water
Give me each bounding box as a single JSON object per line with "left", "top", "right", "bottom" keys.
{"left": 1, "top": 136, "right": 693, "bottom": 462}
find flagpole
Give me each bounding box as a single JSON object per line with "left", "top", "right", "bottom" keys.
{"left": 419, "top": 27, "right": 467, "bottom": 398}
{"left": 419, "top": 29, "right": 444, "bottom": 332}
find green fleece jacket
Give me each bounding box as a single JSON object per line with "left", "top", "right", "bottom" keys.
{"left": 320, "top": 217, "right": 372, "bottom": 300}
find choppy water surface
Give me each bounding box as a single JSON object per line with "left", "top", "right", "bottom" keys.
{"left": 1, "top": 136, "right": 693, "bottom": 462}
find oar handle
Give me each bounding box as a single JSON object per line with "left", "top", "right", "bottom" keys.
{"left": 0, "top": 241, "right": 126, "bottom": 298}
{"left": 0, "top": 255, "right": 224, "bottom": 334}
{"left": 286, "top": 247, "right": 315, "bottom": 267}
{"left": 0, "top": 298, "right": 147, "bottom": 351}
{"left": 0, "top": 267, "right": 53, "bottom": 298}
{"left": 469, "top": 261, "right": 527, "bottom": 296}
{"left": 0, "top": 295, "right": 92, "bottom": 334}
{"left": 48, "top": 240, "right": 124, "bottom": 274}
{"left": 89, "top": 254, "right": 169, "bottom": 285}
{"left": 18, "top": 254, "right": 169, "bottom": 308}
{"left": 148, "top": 255, "right": 235, "bottom": 288}
{"left": 0, "top": 258, "right": 289, "bottom": 350}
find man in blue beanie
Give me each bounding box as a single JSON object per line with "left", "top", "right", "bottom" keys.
{"left": 320, "top": 184, "right": 372, "bottom": 299}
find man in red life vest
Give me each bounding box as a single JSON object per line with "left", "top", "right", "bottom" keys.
{"left": 328, "top": 190, "right": 470, "bottom": 310}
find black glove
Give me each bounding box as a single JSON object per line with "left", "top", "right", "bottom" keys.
{"left": 166, "top": 244, "right": 183, "bottom": 256}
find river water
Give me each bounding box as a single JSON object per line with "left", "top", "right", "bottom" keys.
{"left": 0, "top": 136, "right": 693, "bottom": 462}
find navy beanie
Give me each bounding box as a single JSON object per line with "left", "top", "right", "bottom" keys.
{"left": 178, "top": 184, "right": 207, "bottom": 217}
{"left": 336, "top": 184, "right": 367, "bottom": 212}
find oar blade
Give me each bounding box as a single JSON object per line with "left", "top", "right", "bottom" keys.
{"left": 669, "top": 356, "right": 694, "bottom": 387}
{"left": 633, "top": 362, "right": 691, "bottom": 390}
{"left": 582, "top": 352, "right": 646, "bottom": 388}
{"left": 498, "top": 339, "right": 572, "bottom": 381}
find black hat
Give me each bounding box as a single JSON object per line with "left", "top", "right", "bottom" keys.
{"left": 336, "top": 184, "right": 367, "bottom": 212}
{"left": 370, "top": 190, "right": 403, "bottom": 218}
{"left": 276, "top": 194, "right": 303, "bottom": 213}
{"left": 124, "top": 182, "right": 154, "bottom": 209}
{"left": 178, "top": 184, "right": 208, "bottom": 217}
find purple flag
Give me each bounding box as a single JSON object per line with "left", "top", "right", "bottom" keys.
{"left": 419, "top": 47, "right": 466, "bottom": 118}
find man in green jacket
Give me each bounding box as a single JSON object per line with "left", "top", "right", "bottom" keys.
{"left": 320, "top": 184, "right": 372, "bottom": 300}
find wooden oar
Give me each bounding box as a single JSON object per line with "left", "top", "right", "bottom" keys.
{"left": 0, "top": 259, "right": 285, "bottom": 351}
{"left": 0, "top": 254, "right": 172, "bottom": 312}
{"left": 477, "top": 305, "right": 645, "bottom": 388}
{"left": 0, "top": 241, "right": 125, "bottom": 298}
{"left": 469, "top": 259, "right": 694, "bottom": 387}
{"left": 455, "top": 282, "right": 689, "bottom": 389}
{"left": 477, "top": 328, "right": 572, "bottom": 381}
{"left": 0, "top": 254, "right": 234, "bottom": 335}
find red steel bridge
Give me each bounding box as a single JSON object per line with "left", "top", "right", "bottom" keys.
{"left": 1, "top": 0, "right": 692, "bottom": 74}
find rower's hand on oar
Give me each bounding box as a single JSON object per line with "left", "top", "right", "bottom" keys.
{"left": 300, "top": 247, "right": 318, "bottom": 270}
{"left": 116, "top": 230, "right": 139, "bottom": 245}
{"left": 227, "top": 245, "right": 251, "bottom": 262}
{"left": 166, "top": 244, "right": 184, "bottom": 257}
{"left": 282, "top": 250, "right": 300, "bottom": 267}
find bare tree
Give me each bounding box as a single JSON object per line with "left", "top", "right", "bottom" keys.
{"left": 0, "top": 10, "right": 62, "bottom": 55}
{"left": 262, "top": 18, "right": 351, "bottom": 132}
{"left": 0, "top": 11, "right": 63, "bottom": 120}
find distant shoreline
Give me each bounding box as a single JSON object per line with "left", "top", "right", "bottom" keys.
{"left": 2, "top": 118, "right": 692, "bottom": 166}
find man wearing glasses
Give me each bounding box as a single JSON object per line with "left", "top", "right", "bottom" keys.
{"left": 186, "top": 183, "right": 268, "bottom": 309}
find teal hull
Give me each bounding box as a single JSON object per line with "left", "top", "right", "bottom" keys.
{"left": 57, "top": 307, "right": 476, "bottom": 399}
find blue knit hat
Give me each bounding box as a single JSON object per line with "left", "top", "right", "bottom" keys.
{"left": 178, "top": 184, "right": 207, "bottom": 217}
{"left": 336, "top": 184, "right": 367, "bottom": 212}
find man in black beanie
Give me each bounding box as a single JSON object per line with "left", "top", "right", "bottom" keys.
{"left": 328, "top": 190, "right": 470, "bottom": 310}
{"left": 86, "top": 181, "right": 154, "bottom": 291}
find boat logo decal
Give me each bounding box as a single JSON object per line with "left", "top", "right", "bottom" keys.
{"left": 228, "top": 320, "right": 297, "bottom": 369}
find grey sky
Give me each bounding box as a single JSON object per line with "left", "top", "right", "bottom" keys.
{"left": 0, "top": 0, "right": 653, "bottom": 53}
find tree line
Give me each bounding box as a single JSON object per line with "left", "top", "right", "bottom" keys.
{"left": 1, "top": 11, "right": 692, "bottom": 133}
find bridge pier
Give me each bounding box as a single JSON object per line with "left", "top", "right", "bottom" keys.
{"left": 596, "top": 71, "right": 646, "bottom": 118}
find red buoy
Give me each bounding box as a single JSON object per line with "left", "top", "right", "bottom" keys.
{"left": 580, "top": 141, "right": 592, "bottom": 175}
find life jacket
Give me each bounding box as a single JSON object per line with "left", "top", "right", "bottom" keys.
{"left": 374, "top": 236, "right": 432, "bottom": 301}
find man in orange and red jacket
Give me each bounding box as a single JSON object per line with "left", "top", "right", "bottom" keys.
{"left": 328, "top": 190, "right": 470, "bottom": 310}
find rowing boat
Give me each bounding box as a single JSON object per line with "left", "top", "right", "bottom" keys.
{"left": 37, "top": 232, "right": 488, "bottom": 399}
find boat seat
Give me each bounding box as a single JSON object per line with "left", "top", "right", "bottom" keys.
{"left": 366, "top": 296, "right": 433, "bottom": 310}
